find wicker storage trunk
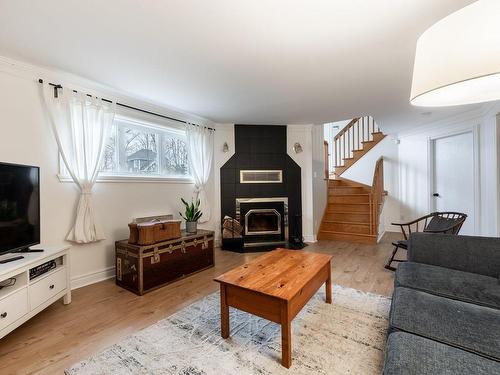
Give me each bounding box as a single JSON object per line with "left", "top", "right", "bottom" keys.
{"left": 115, "top": 229, "right": 215, "bottom": 295}
{"left": 128, "top": 220, "right": 182, "bottom": 245}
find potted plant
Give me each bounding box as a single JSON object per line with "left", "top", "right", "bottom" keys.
{"left": 180, "top": 198, "right": 202, "bottom": 234}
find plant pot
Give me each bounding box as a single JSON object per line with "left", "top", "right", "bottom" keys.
{"left": 186, "top": 221, "right": 198, "bottom": 234}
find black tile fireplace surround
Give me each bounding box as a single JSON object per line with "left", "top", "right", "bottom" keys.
{"left": 220, "top": 125, "right": 302, "bottom": 252}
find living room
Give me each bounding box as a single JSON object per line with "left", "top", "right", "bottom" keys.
{"left": 0, "top": 1, "right": 499, "bottom": 374}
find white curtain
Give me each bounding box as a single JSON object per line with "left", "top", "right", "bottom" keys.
{"left": 186, "top": 123, "right": 214, "bottom": 223}
{"left": 40, "top": 84, "right": 115, "bottom": 243}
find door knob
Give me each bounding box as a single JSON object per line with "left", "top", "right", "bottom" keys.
{"left": 0, "top": 312, "right": 7, "bottom": 318}
{"left": 433, "top": 193, "right": 440, "bottom": 197}
{"left": 49, "top": 284, "right": 55, "bottom": 289}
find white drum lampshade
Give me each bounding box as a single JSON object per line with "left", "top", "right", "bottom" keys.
{"left": 410, "top": 0, "right": 500, "bottom": 107}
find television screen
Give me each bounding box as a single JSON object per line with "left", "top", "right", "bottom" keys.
{"left": 0, "top": 163, "right": 40, "bottom": 254}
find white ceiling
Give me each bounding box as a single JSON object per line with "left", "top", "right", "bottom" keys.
{"left": 0, "top": 0, "right": 481, "bottom": 133}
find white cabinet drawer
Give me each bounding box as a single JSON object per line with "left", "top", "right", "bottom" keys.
{"left": 0, "top": 288, "right": 28, "bottom": 331}
{"left": 29, "top": 267, "right": 67, "bottom": 310}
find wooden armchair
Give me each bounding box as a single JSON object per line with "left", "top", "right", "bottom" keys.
{"left": 384, "top": 212, "right": 467, "bottom": 271}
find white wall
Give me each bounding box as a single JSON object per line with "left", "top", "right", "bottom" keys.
{"left": 0, "top": 58, "right": 219, "bottom": 289}
{"left": 342, "top": 136, "right": 400, "bottom": 233}
{"left": 311, "top": 125, "right": 327, "bottom": 238}
{"left": 397, "top": 105, "right": 500, "bottom": 236}
{"left": 211, "top": 123, "right": 235, "bottom": 244}
{"left": 287, "top": 125, "right": 315, "bottom": 242}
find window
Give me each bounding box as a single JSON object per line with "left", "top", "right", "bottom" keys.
{"left": 60, "top": 114, "right": 192, "bottom": 181}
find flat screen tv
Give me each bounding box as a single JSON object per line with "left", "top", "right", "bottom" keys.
{"left": 0, "top": 162, "right": 40, "bottom": 255}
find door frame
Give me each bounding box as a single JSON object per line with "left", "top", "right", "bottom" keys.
{"left": 427, "top": 125, "right": 480, "bottom": 234}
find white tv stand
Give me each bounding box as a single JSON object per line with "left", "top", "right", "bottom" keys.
{"left": 0, "top": 245, "right": 71, "bottom": 339}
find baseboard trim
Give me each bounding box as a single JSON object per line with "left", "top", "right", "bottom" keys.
{"left": 377, "top": 230, "right": 386, "bottom": 243}
{"left": 71, "top": 266, "right": 115, "bottom": 290}
{"left": 303, "top": 235, "right": 317, "bottom": 243}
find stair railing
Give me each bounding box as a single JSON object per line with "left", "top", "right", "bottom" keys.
{"left": 329, "top": 116, "right": 380, "bottom": 173}
{"left": 323, "top": 140, "right": 329, "bottom": 180}
{"left": 369, "top": 157, "right": 385, "bottom": 236}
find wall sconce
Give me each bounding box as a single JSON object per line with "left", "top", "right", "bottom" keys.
{"left": 293, "top": 142, "right": 303, "bottom": 154}
{"left": 222, "top": 142, "right": 229, "bottom": 153}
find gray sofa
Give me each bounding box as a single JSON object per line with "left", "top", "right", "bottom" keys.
{"left": 382, "top": 233, "right": 500, "bottom": 374}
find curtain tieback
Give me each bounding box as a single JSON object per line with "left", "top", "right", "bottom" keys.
{"left": 81, "top": 186, "right": 93, "bottom": 195}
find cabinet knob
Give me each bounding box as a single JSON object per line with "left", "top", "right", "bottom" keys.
{"left": 49, "top": 284, "right": 55, "bottom": 289}
{"left": 0, "top": 312, "right": 7, "bottom": 318}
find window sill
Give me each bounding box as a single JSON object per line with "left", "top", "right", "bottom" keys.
{"left": 57, "top": 174, "right": 195, "bottom": 184}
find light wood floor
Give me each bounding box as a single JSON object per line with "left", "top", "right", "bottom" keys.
{"left": 0, "top": 233, "right": 400, "bottom": 374}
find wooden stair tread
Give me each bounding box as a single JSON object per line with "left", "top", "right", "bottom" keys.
{"left": 322, "top": 220, "right": 370, "bottom": 225}
{"left": 328, "top": 193, "right": 371, "bottom": 196}
{"left": 318, "top": 230, "right": 376, "bottom": 238}
{"left": 330, "top": 191, "right": 370, "bottom": 195}
{"left": 329, "top": 187, "right": 370, "bottom": 192}
{"left": 330, "top": 186, "right": 366, "bottom": 188}
{"left": 327, "top": 202, "right": 370, "bottom": 205}
{"left": 327, "top": 211, "right": 370, "bottom": 214}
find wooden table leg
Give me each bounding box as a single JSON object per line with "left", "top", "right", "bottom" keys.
{"left": 325, "top": 262, "right": 332, "bottom": 304}
{"left": 281, "top": 302, "right": 292, "bottom": 368}
{"left": 220, "top": 284, "right": 230, "bottom": 339}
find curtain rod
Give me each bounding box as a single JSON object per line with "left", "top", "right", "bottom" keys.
{"left": 38, "top": 79, "right": 215, "bottom": 131}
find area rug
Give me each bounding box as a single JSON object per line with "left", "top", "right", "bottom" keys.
{"left": 66, "top": 285, "right": 391, "bottom": 375}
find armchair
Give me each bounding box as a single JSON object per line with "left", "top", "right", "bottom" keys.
{"left": 384, "top": 211, "right": 467, "bottom": 271}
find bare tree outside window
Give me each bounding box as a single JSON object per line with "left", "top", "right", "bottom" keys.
{"left": 101, "top": 130, "right": 116, "bottom": 172}
{"left": 95, "top": 118, "right": 191, "bottom": 178}
{"left": 163, "top": 137, "right": 189, "bottom": 175}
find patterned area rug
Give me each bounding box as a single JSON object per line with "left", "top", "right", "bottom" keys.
{"left": 66, "top": 285, "right": 390, "bottom": 374}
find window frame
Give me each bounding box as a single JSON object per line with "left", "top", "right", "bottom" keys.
{"left": 58, "top": 112, "right": 195, "bottom": 184}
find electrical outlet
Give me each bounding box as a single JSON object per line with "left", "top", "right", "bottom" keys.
{"left": 313, "top": 171, "right": 317, "bottom": 178}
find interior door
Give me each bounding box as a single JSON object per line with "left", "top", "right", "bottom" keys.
{"left": 432, "top": 131, "right": 475, "bottom": 235}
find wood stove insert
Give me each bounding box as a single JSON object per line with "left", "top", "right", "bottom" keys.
{"left": 236, "top": 197, "right": 288, "bottom": 248}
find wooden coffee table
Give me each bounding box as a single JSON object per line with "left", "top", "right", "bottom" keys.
{"left": 214, "top": 248, "right": 332, "bottom": 368}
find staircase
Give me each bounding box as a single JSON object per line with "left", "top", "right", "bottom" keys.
{"left": 319, "top": 116, "right": 386, "bottom": 244}
{"left": 329, "top": 116, "right": 385, "bottom": 178}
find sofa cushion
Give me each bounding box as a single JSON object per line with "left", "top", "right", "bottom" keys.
{"left": 408, "top": 233, "right": 500, "bottom": 277}
{"left": 390, "top": 287, "right": 500, "bottom": 361}
{"left": 383, "top": 332, "right": 500, "bottom": 375}
{"left": 396, "top": 262, "right": 500, "bottom": 309}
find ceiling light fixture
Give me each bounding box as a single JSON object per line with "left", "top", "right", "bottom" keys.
{"left": 410, "top": 0, "right": 500, "bottom": 107}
